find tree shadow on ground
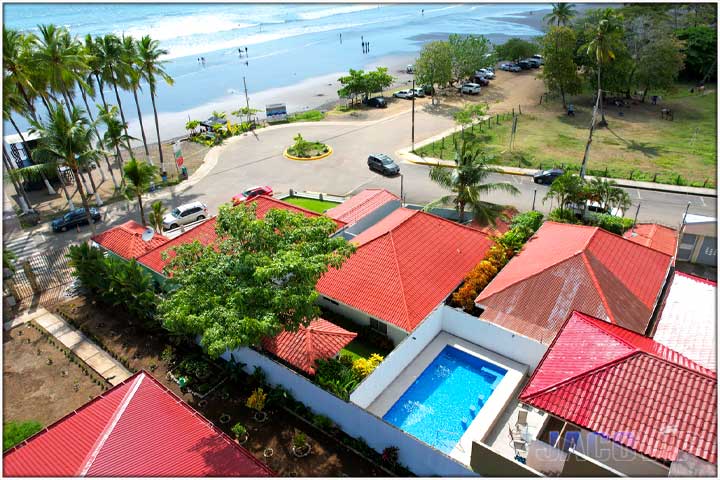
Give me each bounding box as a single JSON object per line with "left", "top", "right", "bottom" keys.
{"left": 606, "top": 126, "right": 663, "bottom": 158}
{"left": 422, "top": 102, "right": 461, "bottom": 120}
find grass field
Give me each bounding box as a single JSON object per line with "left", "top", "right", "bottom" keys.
{"left": 283, "top": 196, "right": 339, "bottom": 213}
{"left": 416, "top": 90, "right": 717, "bottom": 188}
{"left": 287, "top": 109, "right": 325, "bottom": 122}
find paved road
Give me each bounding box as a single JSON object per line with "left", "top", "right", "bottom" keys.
{"left": 5, "top": 105, "right": 716, "bottom": 255}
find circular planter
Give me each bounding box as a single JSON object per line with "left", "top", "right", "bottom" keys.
{"left": 263, "top": 447, "right": 274, "bottom": 459}
{"left": 283, "top": 146, "right": 333, "bottom": 161}
{"left": 219, "top": 414, "right": 231, "bottom": 424}
{"left": 236, "top": 433, "right": 249, "bottom": 445}
{"left": 254, "top": 411, "right": 268, "bottom": 423}
{"left": 292, "top": 444, "right": 311, "bottom": 458}
{"left": 198, "top": 399, "right": 208, "bottom": 408}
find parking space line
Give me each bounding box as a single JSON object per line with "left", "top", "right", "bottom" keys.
{"left": 636, "top": 189, "right": 642, "bottom": 200}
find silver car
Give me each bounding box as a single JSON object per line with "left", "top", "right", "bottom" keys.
{"left": 163, "top": 201, "right": 209, "bottom": 230}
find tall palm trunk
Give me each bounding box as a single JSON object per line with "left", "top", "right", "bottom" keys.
{"left": 598, "top": 66, "right": 607, "bottom": 126}
{"left": 3, "top": 146, "right": 33, "bottom": 213}
{"left": 85, "top": 167, "right": 103, "bottom": 206}
{"left": 110, "top": 77, "right": 132, "bottom": 152}
{"left": 114, "top": 146, "right": 126, "bottom": 188}
{"left": 17, "top": 85, "right": 38, "bottom": 123}
{"left": 149, "top": 87, "right": 166, "bottom": 174}
{"left": 58, "top": 173, "right": 74, "bottom": 210}
{"left": 70, "top": 165, "right": 96, "bottom": 235}
{"left": 131, "top": 87, "right": 150, "bottom": 159}
{"left": 137, "top": 191, "right": 146, "bottom": 226}
{"left": 95, "top": 74, "right": 109, "bottom": 109}
{"left": 9, "top": 114, "right": 56, "bottom": 195}
{"left": 80, "top": 84, "right": 117, "bottom": 189}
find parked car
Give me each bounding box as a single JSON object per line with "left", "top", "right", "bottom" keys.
{"left": 533, "top": 168, "right": 565, "bottom": 185}
{"left": 367, "top": 154, "right": 400, "bottom": 176}
{"left": 476, "top": 68, "right": 495, "bottom": 79}
{"left": 52, "top": 207, "right": 101, "bottom": 233}
{"left": 532, "top": 54, "right": 544, "bottom": 64}
{"left": 472, "top": 76, "right": 490, "bottom": 86}
{"left": 364, "top": 96, "right": 387, "bottom": 108}
{"left": 508, "top": 64, "right": 522, "bottom": 73}
{"left": 518, "top": 60, "right": 532, "bottom": 70}
{"left": 232, "top": 185, "right": 273, "bottom": 205}
{"left": 499, "top": 63, "right": 512, "bottom": 71}
{"left": 525, "top": 58, "right": 542, "bottom": 68}
{"left": 393, "top": 89, "right": 414, "bottom": 99}
{"left": 460, "top": 83, "right": 481, "bottom": 95}
{"left": 569, "top": 200, "right": 624, "bottom": 220}
{"left": 163, "top": 201, "right": 209, "bottom": 230}
{"left": 411, "top": 87, "right": 425, "bottom": 97}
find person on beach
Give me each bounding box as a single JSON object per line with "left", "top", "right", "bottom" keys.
{"left": 238, "top": 48, "right": 243, "bottom": 57}
{"left": 340, "top": 32, "right": 342, "bottom": 44}
{"left": 366, "top": 41, "right": 369, "bottom": 53}
{"left": 245, "top": 47, "right": 248, "bottom": 56}
{"left": 422, "top": 9, "right": 424, "bottom": 15}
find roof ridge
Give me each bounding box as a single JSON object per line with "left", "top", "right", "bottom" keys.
{"left": 580, "top": 252, "right": 616, "bottom": 324}
{"left": 387, "top": 230, "right": 412, "bottom": 328}
{"left": 419, "top": 209, "right": 494, "bottom": 236}
{"left": 597, "top": 225, "right": 674, "bottom": 259}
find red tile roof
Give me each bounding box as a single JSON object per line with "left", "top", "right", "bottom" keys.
{"left": 652, "top": 271, "right": 717, "bottom": 372}
{"left": 317, "top": 208, "right": 494, "bottom": 332}
{"left": 138, "top": 196, "right": 342, "bottom": 275}
{"left": 326, "top": 189, "right": 399, "bottom": 226}
{"left": 520, "top": 311, "right": 717, "bottom": 464}
{"left": 475, "top": 222, "right": 673, "bottom": 343}
{"left": 91, "top": 220, "right": 169, "bottom": 260}
{"left": 261, "top": 318, "right": 357, "bottom": 374}
{"left": 3, "top": 371, "right": 273, "bottom": 477}
{"left": 623, "top": 223, "right": 678, "bottom": 257}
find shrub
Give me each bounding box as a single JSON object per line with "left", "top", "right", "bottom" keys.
{"left": 246, "top": 388, "right": 267, "bottom": 412}
{"left": 249, "top": 366, "right": 266, "bottom": 387}
{"left": 177, "top": 357, "right": 212, "bottom": 379}
{"left": 293, "top": 432, "right": 308, "bottom": 448}
{"left": 288, "top": 110, "right": 325, "bottom": 122}
{"left": 452, "top": 243, "right": 511, "bottom": 311}
{"left": 312, "top": 414, "right": 335, "bottom": 430}
{"left": 67, "top": 243, "right": 108, "bottom": 294}
{"left": 161, "top": 345, "right": 174, "bottom": 363}
{"left": 382, "top": 446, "right": 400, "bottom": 466}
{"left": 590, "top": 213, "right": 635, "bottom": 235}
{"left": 548, "top": 207, "right": 577, "bottom": 224}
{"left": 351, "top": 353, "right": 384, "bottom": 378}
{"left": 509, "top": 211, "right": 544, "bottom": 235}
{"left": 314, "top": 358, "right": 361, "bottom": 400}
{"left": 232, "top": 422, "right": 247, "bottom": 439}
{"left": 3, "top": 421, "right": 42, "bottom": 450}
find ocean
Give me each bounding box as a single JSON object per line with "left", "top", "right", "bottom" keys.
{"left": 3, "top": 3, "right": 549, "bottom": 140}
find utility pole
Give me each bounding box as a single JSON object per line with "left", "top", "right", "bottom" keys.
{"left": 532, "top": 189, "right": 537, "bottom": 211}
{"left": 411, "top": 78, "right": 416, "bottom": 152}
{"left": 400, "top": 173, "right": 404, "bottom": 204}
{"left": 630, "top": 202, "right": 641, "bottom": 234}
{"left": 680, "top": 201, "right": 691, "bottom": 231}
{"left": 243, "top": 76, "right": 251, "bottom": 124}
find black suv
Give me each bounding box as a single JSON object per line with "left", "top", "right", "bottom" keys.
{"left": 518, "top": 60, "right": 532, "bottom": 70}
{"left": 368, "top": 154, "right": 400, "bottom": 176}
{"left": 52, "top": 207, "right": 101, "bottom": 232}
{"left": 533, "top": 168, "right": 564, "bottom": 185}
{"left": 364, "top": 96, "right": 387, "bottom": 108}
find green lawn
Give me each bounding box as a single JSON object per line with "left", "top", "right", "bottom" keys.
{"left": 287, "top": 109, "right": 325, "bottom": 122}
{"left": 341, "top": 340, "right": 381, "bottom": 361}
{"left": 4, "top": 421, "right": 42, "bottom": 450}
{"left": 416, "top": 90, "right": 717, "bottom": 188}
{"left": 283, "top": 196, "right": 339, "bottom": 213}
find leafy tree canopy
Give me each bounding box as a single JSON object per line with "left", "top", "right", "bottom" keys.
{"left": 541, "top": 26, "right": 582, "bottom": 107}
{"left": 159, "top": 203, "right": 355, "bottom": 357}
{"left": 448, "top": 33, "right": 493, "bottom": 82}
{"left": 676, "top": 26, "right": 716, "bottom": 80}
{"left": 494, "top": 38, "right": 537, "bottom": 62}
{"left": 414, "top": 41, "right": 453, "bottom": 97}
{"left": 635, "top": 35, "right": 685, "bottom": 98}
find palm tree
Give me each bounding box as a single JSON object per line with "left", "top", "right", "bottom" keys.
{"left": 123, "top": 36, "right": 151, "bottom": 159}
{"left": 3, "top": 28, "right": 40, "bottom": 121}
{"left": 426, "top": 138, "right": 519, "bottom": 224}
{"left": 137, "top": 35, "right": 174, "bottom": 175}
{"left": 544, "top": 3, "right": 577, "bottom": 27}
{"left": 97, "top": 34, "right": 132, "bottom": 151}
{"left": 583, "top": 9, "right": 622, "bottom": 127}
{"left": 147, "top": 200, "right": 167, "bottom": 233}
{"left": 543, "top": 172, "right": 584, "bottom": 215}
{"left": 85, "top": 34, "right": 109, "bottom": 109}
{"left": 98, "top": 104, "right": 135, "bottom": 187}
{"left": 123, "top": 158, "right": 157, "bottom": 226}
{"left": 29, "top": 105, "right": 100, "bottom": 234}
{"left": 2, "top": 144, "right": 33, "bottom": 214}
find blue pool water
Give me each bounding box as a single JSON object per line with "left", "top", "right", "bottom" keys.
{"left": 383, "top": 346, "right": 507, "bottom": 454}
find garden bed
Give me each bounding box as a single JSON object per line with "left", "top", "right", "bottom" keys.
{"left": 282, "top": 196, "right": 340, "bottom": 213}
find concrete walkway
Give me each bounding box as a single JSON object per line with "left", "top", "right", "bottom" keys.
{"left": 4, "top": 308, "right": 131, "bottom": 386}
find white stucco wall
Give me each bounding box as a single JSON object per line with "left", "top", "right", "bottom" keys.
{"left": 318, "top": 295, "right": 408, "bottom": 346}
{"left": 574, "top": 429, "right": 670, "bottom": 477}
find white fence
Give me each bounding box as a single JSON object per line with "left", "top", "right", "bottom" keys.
{"left": 220, "top": 345, "right": 475, "bottom": 477}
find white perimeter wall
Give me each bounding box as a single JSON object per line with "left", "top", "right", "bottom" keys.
{"left": 318, "top": 295, "right": 409, "bottom": 345}
{"left": 220, "top": 344, "right": 475, "bottom": 477}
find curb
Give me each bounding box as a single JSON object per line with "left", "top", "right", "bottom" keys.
{"left": 283, "top": 146, "right": 334, "bottom": 161}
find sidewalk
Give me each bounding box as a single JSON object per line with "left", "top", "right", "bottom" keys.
{"left": 4, "top": 307, "right": 132, "bottom": 386}
{"left": 396, "top": 119, "right": 718, "bottom": 198}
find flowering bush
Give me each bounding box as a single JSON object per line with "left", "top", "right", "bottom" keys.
{"left": 351, "top": 353, "right": 384, "bottom": 378}
{"left": 246, "top": 388, "right": 267, "bottom": 412}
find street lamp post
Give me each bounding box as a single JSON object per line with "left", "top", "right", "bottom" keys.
{"left": 411, "top": 78, "right": 416, "bottom": 152}
{"left": 399, "top": 173, "right": 405, "bottom": 204}
{"left": 532, "top": 189, "right": 537, "bottom": 211}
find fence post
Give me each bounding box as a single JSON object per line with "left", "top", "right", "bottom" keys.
{"left": 289, "top": 188, "right": 295, "bottom": 196}
{"left": 319, "top": 193, "right": 324, "bottom": 201}
{"left": 496, "top": 114, "right": 499, "bottom": 125}
{"left": 653, "top": 173, "right": 658, "bottom": 183}
{"left": 703, "top": 178, "right": 708, "bottom": 188}
{"left": 605, "top": 167, "right": 609, "bottom": 177}
{"left": 512, "top": 107, "right": 515, "bottom": 117}
{"left": 629, "top": 170, "right": 634, "bottom": 180}
{"left": 22, "top": 261, "right": 40, "bottom": 294}
{"left": 519, "top": 104, "right": 522, "bottom": 115}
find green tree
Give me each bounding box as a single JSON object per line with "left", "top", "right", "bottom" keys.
{"left": 159, "top": 203, "right": 355, "bottom": 357}
{"left": 98, "top": 104, "right": 135, "bottom": 184}
{"left": 185, "top": 120, "right": 200, "bottom": 136}
{"left": 415, "top": 41, "right": 452, "bottom": 105}
{"left": 543, "top": 172, "right": 584, "bottom": 215}
{"left": 137, "top": 35, "right": 174, "bottom": 174}
{"left": 544, "top": 3, "right": 577, "bottom": 27}
{"left": 147, "top": 200, "right": 167, "bottom": 233}
{"left": 3, "top": 28, "right": 41, "bottom": 121}
{"left": 426, "top": 138, "right": 519, "bottom": 224}
{"left": 635, "top": 36, "right": 685, "bottom": 101}
{"left": 542, "top": 26, "right": 582, "bottom": 108}
{"left": 97, "top": 34, "right": 132, "bottom": 149}
{"left": 122, "top": 35, "right": 151, "bottom": 159}
{"left": 448, "top": 34, "right": 493, "bottom": 83}
{"left": 30, "top": 105, "right": 100, "bottom": 235}
{"left": 337, "top": 68, "right": 367, "bottom": 105}
{"left": 364, "top": 67, "right": 394, "bottom": 97}
{"left": 494, "top": 38, "right": 537, "bottom": 63}
{"left": 676, "top": 26, "right": 716, "bottom": 81}
{"left": 123, "top": 158, "right": 157, "bottom": 226}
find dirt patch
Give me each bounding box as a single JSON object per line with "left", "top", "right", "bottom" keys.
{"left": 3, "top": 322, "right": 107, "bottom": 428}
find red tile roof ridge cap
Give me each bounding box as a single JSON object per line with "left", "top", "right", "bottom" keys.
{"left": 388, "top": 230, "right": 412, "bottom": 327}
{"left": 477, "top": 251, "right": 585, "bottom": 301}
{"left": 579, "top": 251, "right": 617, "bottom": 324}
{"left": 350, "top": 209, "right": 419, "bottom": 246}
{"left": 422, "top": 210, "right": 497, "bottom": 237}
{"left": 596, "top": 224, "right": 674, "bottom": 259}
{"left": 675, "top": 270, "right": 717, "bottom": 286}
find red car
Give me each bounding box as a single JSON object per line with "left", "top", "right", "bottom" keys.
{"left": 232, "top": 185, "right": 273, "bottom": 205}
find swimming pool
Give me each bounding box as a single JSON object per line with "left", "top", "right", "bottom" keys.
{"left": 382, "top": 345, "right": 507, "bottom": 454}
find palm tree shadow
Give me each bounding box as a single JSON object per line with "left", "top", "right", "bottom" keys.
{"left": 606, "top": 126, "right": 662, "bottom": 158}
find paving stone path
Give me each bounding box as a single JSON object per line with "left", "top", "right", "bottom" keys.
{"left": 4, "top": 308, "right": 131, "bottom": 386}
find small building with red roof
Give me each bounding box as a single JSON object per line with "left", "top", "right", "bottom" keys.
{"left": 475, "top": 221, "right": 673, "bottom": 344}
{"left": 3, "top": 371, "right": 274, "bottom": 477}
{"left": 651, "top": 271, "right": 716, "bottom": 372}
{"left": 317, "top": 208, "right": 494, "bottom": 345}
{"left": 623, "top": 223, "right": 678, "bottom": 258}
{"left": 91, "top": 220, "right": 169, "bottom": 260}
{"left": 518, "top": 311, "right": 716, "bottom": 474}
{"left": 261, "top": 318, "right": 357, "bottom": 374}
{"left": 326, "top": 189, "right": 400, "bottom": 227}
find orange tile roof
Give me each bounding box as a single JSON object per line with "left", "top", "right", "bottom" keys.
{"left": 326, "top": 189, "right": 399, "bottom": 226}
{"left": 91, "top": 220, "right": 169, "bottom": 260}
{"left": 317, "top": 208, "right": 494, "bottom": 332}
{"left": 623, "top": 223, "right": 678, "bottom": 257}
{"left": 521, "top": 311, "right": 716, "bottom": 464}
{"left": 261, "top": 319, "right": 357, "bottom": 374}
{"left": 476, "top": 222, "right": 673, "bottom": 344}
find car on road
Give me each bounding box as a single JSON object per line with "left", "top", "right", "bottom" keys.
{"left": 232, "top": 185, "right": 273, "bottom": 205}
{"left": 163, "top": 201, "right": 209, "bottom": 230}
{"left": 533, "top": 168, "right": 565, "bottom": 185}
{"left": 368, "top": 153, "right": 400, "bottom": 176}
{"left": 363, "top": 96, "right": 387, "bottom": 108}
{"left": 476, "top": 68, "right": 495, "bottom": 79}
{"left": 460, "top": 83, "right": 481, "bottom": 95}
{"left": 393, "top": 89, "right": 414, "bottom": 99}
{"left": 411, "top": 87, "right": 425, "bottom": 97}
{"left": 52, "top": 207, "right": 101, "bottom": 233}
